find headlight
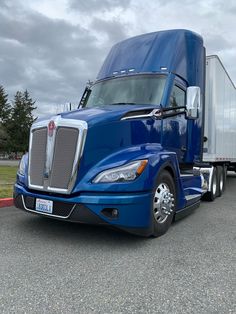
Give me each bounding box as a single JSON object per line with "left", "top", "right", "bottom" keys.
{"left": 93, "top": 160, "right": 148, "bottom": 183}
{"left": 18, "top": 154, "right": 26, "bottom": 176}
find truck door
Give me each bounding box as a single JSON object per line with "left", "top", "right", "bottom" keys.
{"left": 162, "top": 84, "right": 187, "bottom": 163}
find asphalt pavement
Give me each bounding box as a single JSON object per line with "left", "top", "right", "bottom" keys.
{"left": 0, "top": 175, "right": 235, "bottom": 313}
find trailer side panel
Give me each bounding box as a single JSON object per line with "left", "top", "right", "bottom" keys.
{"left": 203, "top": 55, "right": 236, "bottom": 162}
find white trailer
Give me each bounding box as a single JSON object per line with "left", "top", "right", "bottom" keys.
{"left": 203, "top": 55, "right": 236, "bottom": 163}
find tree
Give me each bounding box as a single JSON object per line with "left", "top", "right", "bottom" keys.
{"left": 7, "top": 90, "right": 36, "bottom": 154}
{"left": 0, "top": 85, "right": 11, "bottom": 152}
{"left": 0, "top": 85, "right": 11, "bottom": 123}
{"left": 0, "top": 123, "right": 9, "bottom": 151}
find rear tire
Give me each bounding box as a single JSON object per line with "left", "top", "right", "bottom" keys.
{"left": 152, "top": 170, "right": 176, "bottom": 237}
{"left": 223, "top": 165, "right": 227, "bottom": 191}
{"left": 217, "top": 166, "right": 224, "bottom": 197}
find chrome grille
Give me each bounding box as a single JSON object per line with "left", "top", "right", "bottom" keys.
{"left": 30, "top": 128, "right": 47, "bottom": 186}
{"left": 28, "top": 117, "right": 87, "bottom": 194}
{"left": 50, "top": 127, "right": 79, "bottom": 189}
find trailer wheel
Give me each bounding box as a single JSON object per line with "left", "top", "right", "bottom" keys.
{"left": 217, "top": 166, "right": 224, "bottom": 197}
{"left": 204, "top": 167, "right": 217, "bottom": 201}
{"left": 223, "top": 165, "right": 227, "bottom": 191}
{"left": 152, "top": 170, "right": 176, "bottom": 237}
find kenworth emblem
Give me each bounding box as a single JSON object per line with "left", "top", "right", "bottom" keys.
{"left": 48, "top": 120, "right": 55, "bottom": 137}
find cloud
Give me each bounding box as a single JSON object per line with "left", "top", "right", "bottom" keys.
{"left": 0, "top": 0, "right": 235, "bottom": 117}
{"left": 0, "top": 5, "right": 107, "bottom": 116}
{"left": 0, "top": 1, "right": 134, "bottom": 117}
{"left": 1, "top": 0, "right": 11, "bottom": 8}
{"left": 90, "top": 17, "right": 128, "bottom": 44}
{"left": 69, "top": 0, "right": 131, "bottom": 13}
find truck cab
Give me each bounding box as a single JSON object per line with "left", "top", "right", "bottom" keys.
{"left": 14, "top": 29, "right": 232, "bottom": 237}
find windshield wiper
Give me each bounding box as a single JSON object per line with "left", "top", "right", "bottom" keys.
{"left": 109, "top": 102, "right": 136, "bottom": 106}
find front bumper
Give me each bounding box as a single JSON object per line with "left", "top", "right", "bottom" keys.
{"left": 14, "top": 183, "right": 153, "bottom": 236}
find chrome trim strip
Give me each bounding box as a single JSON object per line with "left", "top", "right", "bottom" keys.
{"left": 185, "top": 194, "right": 201, "bottom": 201}
{"left": 28, "top": 116, "right": 88, "bottom": 194}
{"left": 44, "top": 117, "right": 59, "bottom": 185}
{"left": 21, "top": 195, "right": 76, "bottom": 219}
{"left": 180, "top": 174, "right": 193, "bottom": 177}
{"left": 121, "top": 108, "right": 162, "bottom": 121}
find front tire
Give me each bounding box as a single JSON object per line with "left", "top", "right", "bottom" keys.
{"left": 152, "top": 170, "right": 176, "bottom": 237}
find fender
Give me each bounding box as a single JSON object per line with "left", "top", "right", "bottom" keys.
{"left": 72, "top": 143, "right": 186, "bottom": 210}
{"left": 151, "top": 155, "right": 186, "bottom": 211}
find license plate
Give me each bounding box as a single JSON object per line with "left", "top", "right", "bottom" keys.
{"left": 35, "top": 198, "right": 53, "bottom": 214}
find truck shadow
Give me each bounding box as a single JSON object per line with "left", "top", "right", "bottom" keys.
{"left": 226, "top": 172, "right": 236, "bottom": 178}
{"left": 17, "top": 213, "right": 150, "bottom": 248}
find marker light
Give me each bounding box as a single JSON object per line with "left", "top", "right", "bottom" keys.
{"left": 18, "top": 154, "right": 27, "bottom": 176}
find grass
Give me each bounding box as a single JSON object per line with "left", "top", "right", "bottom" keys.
{"left": 0, "top": 166, "right": 18, "bottom": 198}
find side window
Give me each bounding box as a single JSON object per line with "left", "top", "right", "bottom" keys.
{"left": 169, "top": 85, "right": 186, "bottom": 108}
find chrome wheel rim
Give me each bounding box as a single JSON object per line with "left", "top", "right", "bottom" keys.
{"left": 219, "top": 173, "right": 224, "bottom": 192}
{"left": 212, "top": 173, "right": 217, "bottom": 196}
{"left": 153, "top": 183, "right": 174, "bottom": 224}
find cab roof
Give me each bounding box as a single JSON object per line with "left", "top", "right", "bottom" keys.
{"left": 97, "top": 29, "right": 205, "bottom": 88}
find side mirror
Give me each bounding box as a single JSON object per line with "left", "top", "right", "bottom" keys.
{"left": 186, "top": 86, "right": 201, "bottom": 119}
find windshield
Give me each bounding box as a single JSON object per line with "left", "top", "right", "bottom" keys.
{"left": 85, "top": 75, "right": 166, "bottom": 108}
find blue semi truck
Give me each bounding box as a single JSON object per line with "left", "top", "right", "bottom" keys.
{"left": 14, "top": 29, "right": 236, "bottom": 237}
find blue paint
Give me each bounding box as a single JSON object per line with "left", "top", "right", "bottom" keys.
{"left": 15, "top": 183, "right": 153, "bottom": 228}
{"left": 98, "top": 29, "right": 204, "bottom": 89}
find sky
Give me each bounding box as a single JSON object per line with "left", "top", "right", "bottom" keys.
{"left": 0, "top": 0, "right": 236, "bottom": 116}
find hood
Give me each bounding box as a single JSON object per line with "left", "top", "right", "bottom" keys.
{"left": 76, "top": 105, "right": 162, "bottom": 181}
{"left": 59, "top": 104, "right": 158, "bottom": 127}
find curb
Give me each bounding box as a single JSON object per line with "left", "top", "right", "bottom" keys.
{"left": 0, "top": 198, "right": 13, "bottom": 208}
